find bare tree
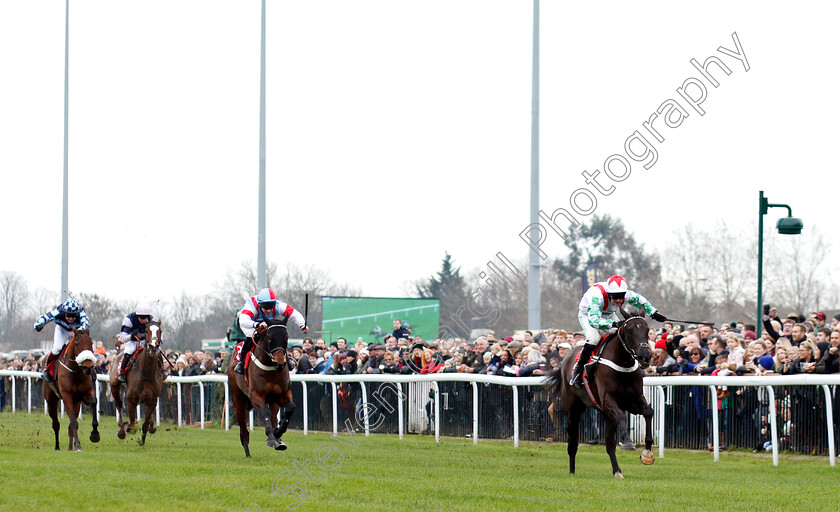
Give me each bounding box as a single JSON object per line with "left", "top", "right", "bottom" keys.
{"left": 0, "top": 271, "right": 29, "bottom": 346}
{"left": 763, "top": 226, "right": 833, "bottom": 314}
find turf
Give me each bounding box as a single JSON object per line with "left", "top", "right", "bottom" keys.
{"left": 0, "top": 413, "right": 835, "bottom": 511}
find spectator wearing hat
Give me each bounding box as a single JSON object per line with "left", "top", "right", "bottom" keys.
{"left": 557, "top": 342, "right": 572, "bottom": 361}
{"left": 325, "top": 352, "right": 347, "bottom": 375}
{"left": 756, "top": 355, "right": 776, "bottom": 375}
{"left": 362, "top": 344, "right": 387, "bottom": 374}
{"left": 646, "top": 339, "right": 676, "bottom": 375}
{"left": 832, "top": 313, "right": 840, "bottom": 329}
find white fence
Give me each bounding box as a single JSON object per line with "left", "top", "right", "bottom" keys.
{"left": 1, "top": 369, "right": 838, "bottom": 466}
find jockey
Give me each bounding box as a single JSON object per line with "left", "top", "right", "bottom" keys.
{"left": 233, "top": 288, "right": 308, "bottom": 374}
{"left": 34, "top": 297, "right": 91, "bottom": 382}
{"left": 569, "top": 275, "right": 666, "bottom": 388}
{"left": 116, "top": 303, "right": 155, "bottom": 383}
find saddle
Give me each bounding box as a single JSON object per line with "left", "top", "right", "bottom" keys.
{"left": 45, "top": 340, "right": 73, "bottom": 379}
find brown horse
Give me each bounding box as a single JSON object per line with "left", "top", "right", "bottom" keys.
{"left": 109, "top": 320, "right": 165, "bottom": 445}
{"left": 44, "top": 328, "right": 100, "bottom": 451}
{"left": 547, "top": 308, "right": 655, "bottom": 478}
{"left": 228, "top": 320, "right": 295, "bottom": 457}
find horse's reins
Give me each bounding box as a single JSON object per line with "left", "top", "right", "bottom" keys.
{"left": 59, "top": 334, "right": 87, "bottom": 374}
{"left": 251, "top": 324, "right": 288, "bottom": 372}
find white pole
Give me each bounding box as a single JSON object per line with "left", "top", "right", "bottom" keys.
{"left": 11, "top": 377, "right": 16, "bottom": 413}
{"left": 331, "top": 382, "right": 338, "bottom": 435}
{"left": 471, "top": 382, "right": 478, "bottom": 444}
{"left": 767, "top": 386, "right": 779, "bottom": 466}
{"left": 177, "top": 382, "right": 182, "bottom": 428}
{"left": 199, "top": 382, "right": 205, "bottom": 429}
{"left": 822, "top": 385, "right": 835, "bottom": 467}
{"left": 432, "top": 382, "right": 440, "bottom": 444}
{"left": 512, "top": 385, "right": 519, "bottom": 448}
{"left": 397, "top": 383, "right": 404, "bottom": 440}
{"left": 256, "top": 0, "right": 267, "bottom": 287}
{"left": 224, "top": 380, "right": 230, "bottom": 431}
{"left": 360, "top": 382, "right": 369, "bottom": 437}
{"left": 301, "top": 381, "right": 308, "bottom": 435}
{"left": 709, "top": 386, "right": 719, "bottom": 462}
{"left": 27, "top": 377, "right": 32, "bottom": 413}
{"left": 657, "top": 386, "right": 666, "bottom": 459}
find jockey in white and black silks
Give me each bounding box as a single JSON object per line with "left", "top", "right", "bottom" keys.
{"left": 568, "top": 275, "right": 667, "bottom": 388}
{"left": 34, "top": 297, "right": 92, "bottom": 382}
{"left": 233, "top": 288, "right": 308, "bottom": 374}
{"left": 116, "top": 303, "right": 155, "bottom": 382}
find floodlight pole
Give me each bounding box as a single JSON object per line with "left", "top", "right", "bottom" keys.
{"left": 527, "top": 0, "right": 540, "bottom": 331}
{"left": 60, "top": 0, "right": 70, "bottom": 301}
{"left": 257, "top": 0, "right": 267, "bottom": 289}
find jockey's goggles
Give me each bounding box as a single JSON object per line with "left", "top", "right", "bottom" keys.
{"left": 258, "top": 302, "right": 275, "bottom": 310}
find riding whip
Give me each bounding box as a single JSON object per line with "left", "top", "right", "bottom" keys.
{"left": 662, "top": 318, "right": 714, "bottom": 326}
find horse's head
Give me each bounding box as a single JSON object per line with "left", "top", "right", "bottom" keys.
{"left": 256, "top": 319, "right": 289, "bottom": 367}
{"left": 618, "top": 308, "right": 652, "bottom": 369}
{"left": 145, "top": 321, "right": 163, "bottom": 352}
{"left": 70, "top": 327, "right": 97, "bottom": 372}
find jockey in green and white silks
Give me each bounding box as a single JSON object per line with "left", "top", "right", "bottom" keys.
{"left": 569, "top": 275, "right": 667, "bottom": 388}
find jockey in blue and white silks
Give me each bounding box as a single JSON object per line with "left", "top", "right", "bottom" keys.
{"left": 34, "top": 297, "right": 91, "bottom": 382}
{"left": 569, "top": 275, "right": 667, "bottom": 388}
{"left": 116, "top": 303, "right": 155, "bottom": 382}
{"left": 233, "top": 288, "right": 308, "bottom": 374}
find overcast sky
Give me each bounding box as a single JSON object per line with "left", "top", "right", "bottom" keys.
{"left": 1, "top": 1, "right": 837, "bottom": 308}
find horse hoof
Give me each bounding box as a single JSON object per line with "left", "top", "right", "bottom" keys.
{"left": 275, "top": 440, "right": 287, "bottom": 451}
{"left": 614, "top": 472, "right": 624, "bottom": 479}
{"left": 75, "top": 447, "right": 83, "bottom": 452}
{"left": 640, "top": 450, "right": 655, "bottom": 465}
{"left": 117, "top": 429, "right": 126, "bottom": 440}
{"left": 90, "top": 431, "right": 100, "bottom": 443}
{"left": 621, "top": 442, "right": 636, "bottom": 451}
{"left": 149, "top": 425, "right": 157, "bottom": 434}
{"left": 266, "top": 439, "right": 278, "bottom": 448}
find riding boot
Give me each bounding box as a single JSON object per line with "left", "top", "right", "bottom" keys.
{"left": 234, "top": 337, "right": 255, "bottom": 374}
{"left": 569, "top": 344, "right": 596, "bottom": 389}
{"left": 117, "top": 354, "right": 131, "bottom": 382}
{"left": 42, "top": 352, "right": 58, "bottom": 382}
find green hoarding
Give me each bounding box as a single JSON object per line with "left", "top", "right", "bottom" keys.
{"left": 321, "top": 296, "right": 440, "bottom": 344}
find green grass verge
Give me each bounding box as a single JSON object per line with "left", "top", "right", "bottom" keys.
{"left": 0, "top": 413, "right": 835, "bottom": 511}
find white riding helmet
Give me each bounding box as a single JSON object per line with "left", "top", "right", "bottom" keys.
{"left": 605, "top": 275, "right": 628, "bottom": 299}
{"left": 135, "top": 303, "right": 153, "bottom": 316}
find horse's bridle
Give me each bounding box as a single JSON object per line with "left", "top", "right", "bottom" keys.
{"left": 616, "top": 317, "right": 649, "bottom": 366}
{"left": 253, "top": 324, "right": 288, "bottom": 370}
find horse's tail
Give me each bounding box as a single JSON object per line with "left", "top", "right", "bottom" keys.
{"left": 544, "top": 363, "right": 565, "bottom": 399}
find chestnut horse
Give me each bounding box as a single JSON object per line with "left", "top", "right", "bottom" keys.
{"left": 228, "top": 320, "right": 295, "bottom": 457}
{"left": 546, "top": 308, "right": 655, "bottom": 478}
{"left": 44, "top": 328, "right": 100, "bottom": 451}
{"left": 109, "top": 320, "right": 165, "bottom": 445}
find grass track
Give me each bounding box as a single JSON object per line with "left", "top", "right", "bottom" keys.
{"left": 0, "top": 413, "right": 835, "bottom": 511}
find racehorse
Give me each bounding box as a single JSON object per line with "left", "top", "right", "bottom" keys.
{"left": 228, "top": 319, "right": 295, "bottom": 457}
{"left": 109, "top": 320, "right": 165, "bottom": 445}
{"left": 44, "top": 327, "right": 100, "bottom": 451}
{"left": 546, "top": 308, "right": 655, "bottom": 478}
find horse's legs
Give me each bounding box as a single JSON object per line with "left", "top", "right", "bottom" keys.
{"left": 267, "top": 402, "right": 284, "bottom": 450}
{"left": 47, "top": 396, "right": 60, "bottom": 451}
{"left": 565, "top": 400, "right": 585, "bottom": 475}
{"left": 275, "top": 390, "right": 295, "bottom": 443}
{"left": 84, "top": 389, "right": 100, "bottom": 443}
{"left": 232, "top": 392, "right": 251, "bottom": 458}
{"left": 602, "top": 404, "right": 623, "bottom": 478}
{"left": 141, "top": 398, "right": 155, "bottom": 446}
{"left": 126, "top": 394, "right": 138, "bottom": 434}
{"left": 627, "top": 395, "right": 655, "bottom": 464}
{"left": 62, "top": 391, "right": 80, "bottom": 451}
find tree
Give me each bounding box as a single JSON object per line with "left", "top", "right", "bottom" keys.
{"left": 416, "top": 253, "right": 470, "bottom": 338}
{"left": 763, "top": 226, "right": 834, "bottom": 314}
{"left": 0, "top": 271, "right": 29, "bottom": 348}
{"left": 548, "top": 215, "right": 664, "bottom": 328}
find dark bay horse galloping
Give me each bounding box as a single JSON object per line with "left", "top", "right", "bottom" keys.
{"left": 109, "top": 321, "right": 165, "bottom": 445}
{"left": 228, "top": 320, "right": 295, "bottom": 457}
{"left": 547, "top": 308, "right": 655, "bottom": 478}
{"left": 44, "top": 328, "right": 101, "bottom": 451}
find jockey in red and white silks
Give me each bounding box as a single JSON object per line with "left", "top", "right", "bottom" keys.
{"left": 569, "top": 275, "right": 666, "bottom": 388}
{"left": 233, "top": 288, "right": 308, "bottom": 374}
